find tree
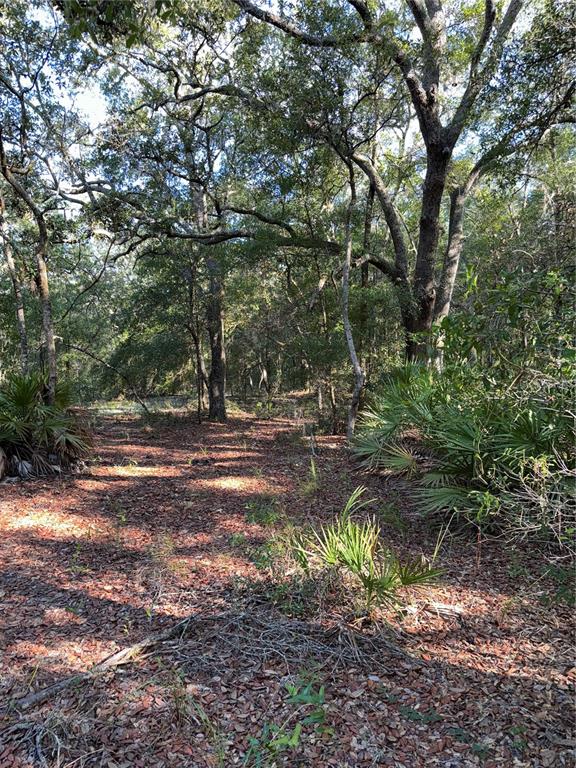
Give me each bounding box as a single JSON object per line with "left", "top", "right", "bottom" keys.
{"left": 0, "top": 3, "right": 65, "bottom": 400}
{"left": 228, "top": 0, "right": 574, "bottom": 361}
{"left": 14, "top": 0, "right": 568, "bottom": 433}
{"left": 0, "top": 193, "right": 29, "bottom": 372}
{"left": 44, "top": 16, "right": 355, "bottom": 419}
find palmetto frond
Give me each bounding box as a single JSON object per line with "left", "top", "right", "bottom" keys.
{"left": 351, "top": 431, "right": 389, "bottom": 470}
{"left": 414, "top": 485, "right": 472, "bottom": 516}
{"left": 0, "top": 373, "right": 89, "bottom": 473}
{"left": 298, "top": 488, "right": 439, "bottom": 612}
{"left": 377, "top": 443, "right": 422, "bottom": 476}
{"left": 396, "top": 555, "right": 442, "bottom": 586}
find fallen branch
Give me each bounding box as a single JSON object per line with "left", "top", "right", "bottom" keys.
{"left": 4, "top": 614, "right": 200, "bottom": 713}
{"left": 2, "top": 607, "right": 420, "bottom": 717}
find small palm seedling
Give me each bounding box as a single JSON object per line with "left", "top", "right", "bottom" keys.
{"left": 295, "top": 487, "right": 439, "bottom": 614}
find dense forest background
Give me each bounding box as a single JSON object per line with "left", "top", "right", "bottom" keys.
{"left": 0, "top": 0, "right": 574, "bottom": 538}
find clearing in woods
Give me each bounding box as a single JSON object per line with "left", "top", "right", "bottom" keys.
{"left": 0, "top": 410, "right": 573, "bottom": 767}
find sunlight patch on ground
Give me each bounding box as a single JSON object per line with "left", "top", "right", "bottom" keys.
{"left": 108, "top": 465, "right": 181, "bottom": 477}
{"left": 6, "top": 509, "right": 92, "bottom": 538}
{"left": 195, "top": 475, "right": 269, "bottom": 493}
{"left": 419, "top": 642, "right": 559, "bottom": 683}
{"left": 85, "top": 466, "right": 189, "bottom": 481}
{"left": 43, "top": 606, "right": 87, "bottom": 627}
{"left": 7, "top": 639, "right": 98, "bottom": 676}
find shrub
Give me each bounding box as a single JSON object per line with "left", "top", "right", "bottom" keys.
{"left": 0, "top": 372, "right": 90, "bottom": 477}
{"left": 353, "top": 365, "right": 576, "bottom": 554}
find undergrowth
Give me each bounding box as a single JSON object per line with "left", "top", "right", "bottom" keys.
{"left": 0, "top": 372, "right": 90, "bottom": 476}
{"left": 244, "top": 488, "right": 439, "bottom": 618}
{"left": 353, "top": 364, "right": 575, "bottom": 556}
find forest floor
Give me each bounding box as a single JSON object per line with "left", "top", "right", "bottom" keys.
{"left": 0, "top": 408, "right": 574, "bottom": 768}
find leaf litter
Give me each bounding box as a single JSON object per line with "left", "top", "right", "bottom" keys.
{"left": 0, "top": 412, "right": 573, "bottom": 767}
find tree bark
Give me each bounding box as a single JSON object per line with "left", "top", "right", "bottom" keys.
{"left": 435, "top": 187, "right": 465, "bottom": 326}
{"left": 341, "top": 170, "right": 365, "bottom": 438}
{"left": 184, "top": 260, "right": 209, "bottom": 420}
{"left": 189, "top": 177, "right": 227, "bottom": 422}
{"left": 35, "top": 233, "right": 57, "bottom": 404}
{"left": 192, "top": 329, "right": 209, "bottom": 413}
{"left": 432, "top": 161, "right": 490, "bottom": 367}
{"left": 205, "top": 255, "right": 227, "bottom": 421}
{"left": 0, "top": 203, "right": 28, "bottom": 373}
{"left": 357, "top": 182, "right": 374, "bottom": 371}
{"left": 407, "top": 149, "right": 451, "bottom": 362}
{"left": 328, "top": 382, "right": 338, "bottom": 435}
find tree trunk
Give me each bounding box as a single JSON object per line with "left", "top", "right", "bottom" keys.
{"left": 408, "top": 150, "right": 451, "bottom": 362}
{"left": 205, "top": 255, "right": 227, "bottom": 421}
{"left": 36, "top": 235, "right": 57, "bottom": 404}
{"left": 432, "top": 185, "right": 467, "bottom": 369}
{"left": 194, "top": 338, "right": 209, "bottom": 409}
{"left": 341, "top": 171, "right": 365, "bottom": 439}
{"left": 435, "top": 186, "right": 466, "bottom": 326}
{"left": 0, "top": 140, "right": 56, "bottom": 400}
{"left": 433, "top": 161, "right": 487, "bottom": 367}
{"left": 358, "top": 183, "right": 375, "bottom": 370}
{"left": 1, "top": 211, "right": 28, "bottom": 372}
{"left": 328, "top": 381, "right": 338, "bottom": 436}
{"left": 189, "top": 178, "right": 227, "bottom": 421}
{"left": 317, "top": 380, "right": 323, "bottom": 413}
{"left": 184, "top": 262, "right": 209, "bottom": 418}
{"left": 258, "top": 360, "right": 269, "bottom": 393}
{"left": 189, "top": 328, "right": 209, "bottom": 423}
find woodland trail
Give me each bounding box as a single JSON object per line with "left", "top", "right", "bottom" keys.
{"left": 0, "top": 411, "right": 573, "bottom": 767}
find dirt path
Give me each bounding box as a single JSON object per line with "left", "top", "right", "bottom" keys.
{"left": 0, "top": 413, "right": 573, "bottom": 767}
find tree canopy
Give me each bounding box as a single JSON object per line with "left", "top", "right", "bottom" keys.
{"left": 0, "top": 0, "right": 573, "bottom": 424}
